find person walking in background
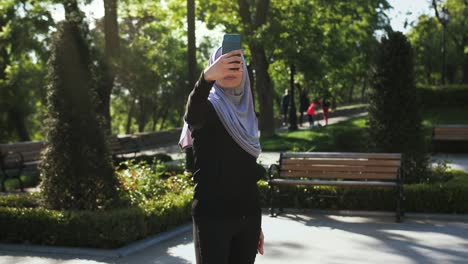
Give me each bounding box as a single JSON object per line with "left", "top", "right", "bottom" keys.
{"left": 298, "top": 87, "right": 309, "bottom": 127}
{"left": 306, "top": 99, "right": 320, "bottom": 128}
{"left": 281, "top": 89, "right": 290, "bottom": 126}
{"left": 179, "top": 46, "right": 264, "bottom": 264}
{"left": 321, "top": 98, "right": 331, "bottom": 126}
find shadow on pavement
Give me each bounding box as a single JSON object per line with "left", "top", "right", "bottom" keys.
{"left": 275, "top": 211, "right": 468, "bottom": 264}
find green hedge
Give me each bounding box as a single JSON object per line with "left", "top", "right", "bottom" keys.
{"left": 418, "top": 85, "right": 468, "bottom": 107}
{"left": 0, "top": 190, "right": 192, "bottom": 248}
{"left": 2, "top": 171, "right": 466, "bottom": 248}
{"left": 258, "top": 171, "right": 468, "bottom": 214}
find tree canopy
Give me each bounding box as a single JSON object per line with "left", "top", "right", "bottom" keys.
{"left": 1, "top": 0, "right": 466, "bottom": 143}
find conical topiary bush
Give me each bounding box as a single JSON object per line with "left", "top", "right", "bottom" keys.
{"left": 39, "top": 21, "right": 120, "bottom": 210}
{"left": 369, "top": 31, "right": 428, "bottom": 183}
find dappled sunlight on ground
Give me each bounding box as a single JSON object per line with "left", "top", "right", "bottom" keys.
{"left": 1, "top": 211, "right": 467, "bottom": 264}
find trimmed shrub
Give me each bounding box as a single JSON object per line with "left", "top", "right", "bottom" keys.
{"left": 418, "top": 85, "right": 468, "bottom": 107}
{"left": 369, "top": 31, "right": 428, "bottom": 183}
{"left": 258, "top": 171, "right": 468, "bottom": 213}
{"left": 40, "top": 21, "right": 120, "bottom": 210}
{"left": 114, "top": 153, "right": 173, "bottom": 168}
{"left": 0, "top": 190, "right": 192, "bottom": 248}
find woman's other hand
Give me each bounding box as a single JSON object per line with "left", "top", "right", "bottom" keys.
{"left": 258, "top": 229, "right": 264, "bottom": 255}
{"left": 203, "top": 50, "right": 243, "bottom": 82}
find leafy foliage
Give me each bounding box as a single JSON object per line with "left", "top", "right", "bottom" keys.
{"left": 0, "top": 0, "right": 53, "bottom": 142}
{"left": 0, "top": 162, "right": 193, "bottom": 248}
{"left": 369, "top": 31, "right": 428, "bottom": 183}
{"left": 116, "top": 160, "right": 190, "bottom": 205}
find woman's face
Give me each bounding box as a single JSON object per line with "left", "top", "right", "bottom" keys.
{"left": 217, "top": 70, "right": 243, "bottom": 88}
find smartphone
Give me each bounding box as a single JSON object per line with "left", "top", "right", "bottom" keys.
{"left": 222, "top": 34, "right": 241, "bottom": 55}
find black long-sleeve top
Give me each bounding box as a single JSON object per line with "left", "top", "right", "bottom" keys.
{"left": 185, "top": 73, "right": 264, "bottom": 218}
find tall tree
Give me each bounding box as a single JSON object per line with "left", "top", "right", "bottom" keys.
{"left": 432, "top": 0, "right": 468, "bottom": 84}
{"left": 0, "top": 0, "right": 52, "bottom": 142}
{"left": 238, "top": 0, "right": 275, "bottom": 136}
{"left": 407, "top": 15, "right": 443, "bottom": 85}
{"left": 187, "top": 0, "right": 196, "bottom": 88}
{"left": 185, "top": 0, "right": 196, "bottom": 172}
{"left": 106, "top": 1, "right": 190, "bottom": 134}
{"left": 100, "top": 0, "right": 120, "bottom": 130}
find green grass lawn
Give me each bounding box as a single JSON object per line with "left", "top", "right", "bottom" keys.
{"left": 261, "top": 106, "right": 468, "bottom": 152}
{"left": 261, "top": 116, "right": 369, "bottom": 152}
{"left": 422, "top": 106, "right": 468, "bottom": 126}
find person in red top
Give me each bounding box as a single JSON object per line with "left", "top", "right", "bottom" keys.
{"left": 306, "top": 99, "right": 320, "bottom": 128}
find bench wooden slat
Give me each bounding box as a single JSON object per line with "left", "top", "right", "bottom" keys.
{"left": 434, "top": 125, "right": 468, "bottom": 128}
{"left": 432, "top": 125, "right": 468, "bottom": 142}
{"left": 434, "top": 129, "right": 468, "bottom": 134}
{"left": 434, "top": 135, "right": 468, "bottom": 140}
{"left": 281, "top": 152, "right": 401, "bottom": 160}
{"left": 282, "top": 159, "right": 401, "bottom": 167}
{"left": 0, "top": 142, "right": 44, "bottom": 152}
{"left": 270, "top": 178, "right": 398, "bottom": 187}
{"left": 434, "top": 132, "right": 468, "bottom": 137}
{"left": 281, "top": 164, "right": 399, "bottom": 173}
{"left": 279, "top": 170, "right": 398, "bottom": 180}
{"left": 268, "top": 151, "right": 403, "bottom": 221}
{"left": 20, "top": 152, "right": 41, "bottom": 161}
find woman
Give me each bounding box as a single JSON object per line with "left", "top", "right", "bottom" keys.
{"left": 179, "top": 47, "right": 265, "bottom": 264}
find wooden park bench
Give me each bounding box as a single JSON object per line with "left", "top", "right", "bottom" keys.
{"left": 0, "top": 141, "right": 44, "bottom": 168}
{"left": 432, "top": 125, "right": 468, "bottom": 151}
{"left": 110, "top": 136, "right": 140, "bottom": 159}
{"left": 0, "top": 141, "right": 44, "bottom": 192}
{"left": 268, "top": 152, "right": 404, "bottom": 222}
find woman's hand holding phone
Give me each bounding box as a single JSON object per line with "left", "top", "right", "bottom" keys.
{"left": 203, "top": 50, "right": 243, "bottom": 82}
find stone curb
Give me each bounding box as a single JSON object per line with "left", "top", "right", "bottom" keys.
{"left": 265, "top": 208, "right": 468, "bottom": 222}
{"left": 0, "top": 223, "right": 192, "bottom": 258}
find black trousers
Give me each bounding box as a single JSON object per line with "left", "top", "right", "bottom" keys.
{"left": 193, "top": 213, "right": 262, "bottom": 264}
{"left": 308, "top": 114, "right": 314, "bottom": 125}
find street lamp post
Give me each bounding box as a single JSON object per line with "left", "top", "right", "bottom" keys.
{"left": 440, "top": 7, "right": 450, "bottom": 85}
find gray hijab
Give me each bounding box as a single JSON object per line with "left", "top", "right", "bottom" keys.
{"left": 179, "top": 47, "right": 261, "bottom": 158}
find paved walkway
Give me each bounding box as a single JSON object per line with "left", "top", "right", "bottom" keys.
{"left": 2, "top": 106, "right": 467, "bottom": 263}
{"left": 1, "top": 211, "right": 468, "bottom": 264}
{"left": 143, "top": 110, "right": 468, "bottom": 172}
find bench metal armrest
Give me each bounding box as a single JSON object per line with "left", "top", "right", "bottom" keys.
{"left": 268, "top": 164, "right": 280, "bottom": 182}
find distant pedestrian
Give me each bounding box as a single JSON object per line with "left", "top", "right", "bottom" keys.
{"left": 281, "top": 89, "right": 290, "bottom": 126}
{"left": 307, "top": 99, "right": 320, "bottom": 128}
{"left": 299, "top": 88, "right": 309, "bottom": 127}
{"left": 321, "top": 98, "right": 331, "bottom": 126}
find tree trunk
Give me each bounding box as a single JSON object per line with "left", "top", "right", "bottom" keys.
{"left": 1, "top": 27, "right": 29, "bottom": 141}
{"left": 187, "top": 0, "right": 196, "bottom": 88}
{"left": 361, "top": 78, "right": 367, "bottom": 101}
{"left": 159, "top": 108, "right": 169, "bottom": 131}
{"left": 185, "top": 0, "right": 197, "bottom": 172}
{"left": 125, "top": 98, "right": 135, "bottom": 135}
{"left": 8, "top": 109, "right": 30, "bottom": 142}
{"left": 152, "top": 105, "right": 166, "bottom": 131}
{"left": 137, "top": 100, "right": 148, "bottom": 133}
{"left": 101, "top": 0, "right": 120, "bottom": 131}
{"left": 238, "top": 0, "right": 274, "bottom": 137}
{"left": 347, "top": 81, "right": 355, "bottom": 103}
{"left": 250, "top": 43, "right": 275, "bottom": 136}
{"left": 288, "top": 64, "right": 298, "bottom": 131}
{"left": 464, "top": 37, "right": 468, "bottom": 84}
